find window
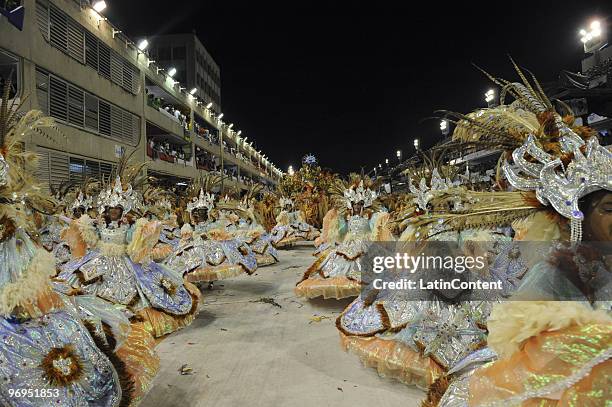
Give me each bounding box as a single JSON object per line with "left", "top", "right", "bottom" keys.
{"left": 98, "top": 43, "right": 111, "bottom": 80}
{"left": 37, "top": 68, "right": 140, "bottom": 145}
{"left": 99, "top": 100, "right": 111, "bottom": 136}
{"left": 49, "top": 76, "right": 67, "bottom": 122}
{"left": 85, "top": 31, "right": 98, "bottom": 71}
{"left": 49, "top": 5, "right": 68, "bottom": 52}
{"left": 37, "top": 0, "right": 140, "bottom": 95}
{"left": 0, "top": 49, "right": 19, "bottom": 99}
{"left": 84, "top": 93, "right": 98, "bottom": 131}
{"left": 110, "top": 51, "right": 123, "bottom": 86}
{"left": 69, "top": 157, "right": 85, "bottom": 183}
{"left": 67, "top": 85, "right": 84, "bottom": 127}
{"left": 36, "top": 147, "right": 115, "bottom": 192}
{"left": 35, "top": 0, "right": 49, "bottom": 41}
{"left": 36, "top": 69, "right": 49, "bottom": 114}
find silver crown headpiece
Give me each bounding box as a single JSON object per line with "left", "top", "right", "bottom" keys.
{"left": 97, "top": 176, "right": 135, "bottom": 214}
{"left": 343, "top": 181, "right": 377, "bottom": 209}
{"left": 409, "top": 168, "right": 454, "bottom": 212}
{"left": 157, "top": 197, "right": 173, "bottom": 210}
{"left": 70, "top": 191, "right": 93, "bottom": 212}
{"left": 502, "top": 134, "right": 611, "bottom": 241}
{"left": 187, "top": 189, "right": 215, "bottom": 213}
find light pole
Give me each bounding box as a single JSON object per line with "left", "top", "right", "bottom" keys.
{"left": 413, "top": 138, "right": 419, "bottom": 150}
{"left": 396, "top": 149, "right": 402, "bottom": 162}
{"left": 288, "top": 165, "right": 294, "bottom": 176}
{"left": 580, "top": 19, "right": 607, "bottom": 67}
{"left": 440, "top": 120, "right": 449, "bottom": 136}
{"left": 216, "top": 115, "right": 225, "bottom": 193}
{"left": 485, "top": 89, "right": 496, "bottom": 108}
{"left": 580, "top": 20, "right": 605, "bottom": 52}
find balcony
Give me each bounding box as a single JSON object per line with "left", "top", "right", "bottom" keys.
{"left": 145, "top": 105, "right": 188, "bottom": 141}
{"left": 146, "top": 121, "right": 194, "bottom": 179}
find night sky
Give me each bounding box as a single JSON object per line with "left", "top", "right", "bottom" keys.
{"left": 106, "top": 1, "right": 612, "bottom": 175}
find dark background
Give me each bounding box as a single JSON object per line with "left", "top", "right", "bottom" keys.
{"left": 106, "top": 1, "right": 612, "bottom": 174}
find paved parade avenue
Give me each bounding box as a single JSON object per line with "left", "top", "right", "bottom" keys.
{"left": 142, "top": 244, "right": 425, "bottom": 407}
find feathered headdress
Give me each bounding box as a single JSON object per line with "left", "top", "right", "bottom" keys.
{"left": 143, "top": 186, "right": 176, "bottom": 211}
{"left": 53, "top": 178, "right": 101, "bottom": 214}
{"left": 96, "top": 150, "right": 148, "bottom": 214}
{"left": 431, "top": 58, "right": 607, "bottom": 241}
{"left": 184, "top": 172, "right": 223, "bottom": 214}
{"left": 187, "top": 189, "right": 215, "bottom": 213}
{"left": 0, "top": 80, "right": 61, "bottom": 230}
{"left": 97, "top": 175, "right": 135, "bottom": 213}
{"left": 328, "top": 174, "right": 381, "bottom": 213}
{"left": 69, "top": 191, "right": 94, "bottom": 212}
{"left": 279, "top": 197, "right": 294, "bottom": 208}
{"left": 437, "top": 57, "right": 587, "bottom": 160}
{"left": 343, "top": 181, "right": 377, "bottom": 209}
{"left": 408, "top": 168, "right": 456, "bottom": 212}
{"left": 238, "top": 184, "right": 263, "bottom": 211}
{"left": 503, "top": 134, "right": 611, "bottom": 241}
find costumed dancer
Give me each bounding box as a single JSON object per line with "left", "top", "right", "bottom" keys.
{"left": 270, "top": 196, "right": 320, "bottom": 248}
{"left": 421, "top": 62, "right": 612, "bottom": 406}
{"left": 295, "top": 177, "right": 393, "bottom": 299}
{"left": 225, "top": 187, "right": 279, "bottom": 266}
{"left": 56, "top": 158, "right": 200, "bottom": 340}
{"left": 336, "top": 183, "right": 524, "bottom": 390}
{"left": 165, "top": 176, "right": 257, "bottom": 283}
{"left": 0, "top": 86, "right": 128, "bottom": 406}
{"left": 312, "top": 207, "right": 346, "bottom": 256}
{"left": 143, "top": 188, "right": 182, "bottom": 262}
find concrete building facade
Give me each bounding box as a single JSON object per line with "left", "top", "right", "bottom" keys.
{"left": 148, "top": 33, "right": 221, "bottom": 113}
{"left": 0, "top": 0, "right": 281, "bottom": 195}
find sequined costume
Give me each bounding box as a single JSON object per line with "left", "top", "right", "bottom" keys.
{"left": 0, "top": 311, "right": 123, "bottom": 406}
{"left": 149, "top": 215, "right": 181, "bottom": 262}
{"left": 227, "top": 214, "right": 279, "bottom": 267}
{"left": 39, "top": 215, "right": 72, "bottom": 264}
{"left": 271, "top": 197, "right": 320, "bottom": 248}
{"left": 334, "top": 166, "right": 524, "bottom": 389}
{"left": 432, "top": 302, "right": 612, "bottom": 407}
{"left": 142, "top": 190, "right": 182, "bottom": 262}
{"left": 296, "top": 180, "right": 391, "bottom": 299}
{"left": 164, "top": 185, "right": 258, "bottom": 282}
{"left": 336, "top": 226, "right": 509, "bottom": 389}
{"left": 313, "top": 208, "right": 346, "bottom": 256}
{"left": 165, "top": 220, "right": 258, "bottom": 282}
{"left": 0, "top": 96, "right": 129, "bottom": 406}
{"left": 296, "top": 214, "right": 372, "bottom": 299}
{"left": 417, "top": 62, "right": 612, "bottom": 406}
{"left": 58, "top": 215, "right": 198, "bottom": 339}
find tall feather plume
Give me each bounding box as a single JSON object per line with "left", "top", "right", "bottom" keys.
{"left": 473, "top": 62, "right": 547, "bottom": 113}
{"left": 245, "top": 183, "right": 264, "bottom": 202}
{"left": 186, "top": 171, "right": 224, "bottom": 199}
{"left": 0, "top": 81, "right": 65, "bottom": 229}
{"left": 105, "top": 149, "right": 149, "bottom": 191}
{"left": 521, "top": 66, "right": 554, "bottom": 111}
{"left": 472, "top": 63, "right": 522, "bottom": 104}
{"left": 509, "top": 56, "right": 541, "bottom": 107}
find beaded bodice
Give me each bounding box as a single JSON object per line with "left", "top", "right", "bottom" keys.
{"left": 98, "top": 222, "right": 129, "bottom": 245}
{"left": 347, "top": 215, "right": 370, "bottom": 235}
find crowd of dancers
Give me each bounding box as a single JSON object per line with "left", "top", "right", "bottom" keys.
{"left": 0, "top": 64, "right": 610, "bottom": 406}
